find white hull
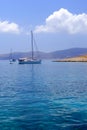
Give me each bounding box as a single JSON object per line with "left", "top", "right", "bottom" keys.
{"left": 18, "top": 58, "right": 41, "bottom": 64}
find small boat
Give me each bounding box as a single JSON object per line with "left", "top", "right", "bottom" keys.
{"left": 9, "top": 49, "right": 16, "bottom": 64}
{"left": 18, "top": 31, "right": 41, "bottom": 64}
{"left": 10, "top": 59, "right": 16, "bottom": 64}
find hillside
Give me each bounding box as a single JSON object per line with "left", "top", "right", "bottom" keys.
{"left": 50, "top": 48, "right": 87, "bottom": 59}
{"left": 1, "top": 48, "right": 87, "bottom": 60}
{"left": 54, "top": 55, "right": 87, "bottom": 62}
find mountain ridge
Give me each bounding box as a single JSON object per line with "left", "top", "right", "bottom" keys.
{"left": 1, "top": 48, "right": 87, "bottom": 60}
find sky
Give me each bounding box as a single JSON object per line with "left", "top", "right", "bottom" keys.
{"left": 0, "top": 0, "right": 87, "bottom": 53}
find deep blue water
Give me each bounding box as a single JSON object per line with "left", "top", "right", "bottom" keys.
{"left": 0, "top": 60, "right": 87, "bottom": 130}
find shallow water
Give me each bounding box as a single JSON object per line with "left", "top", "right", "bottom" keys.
{"left": 0, "top": 60, "right": 87, "bottom": 130}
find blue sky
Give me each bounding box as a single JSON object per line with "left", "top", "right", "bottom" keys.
{"left": 0, "top": 0, "right": 87, "bottom": 53}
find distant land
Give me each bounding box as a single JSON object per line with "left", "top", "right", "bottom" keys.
{"left": 1, "top": 48, "right": 87, "bottom": 60}
{"left": 54, "top": 55, "right": 87, "bottom": 62}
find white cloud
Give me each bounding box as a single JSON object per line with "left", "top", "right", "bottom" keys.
{"left": 35, "top": 8, "right": 87, "bottom": 34}
{"left": 0, "top": 20, "right": 20, "bottom": 34}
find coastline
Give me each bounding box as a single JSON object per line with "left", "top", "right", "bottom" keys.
{"left": 53, "top": 55, "right": 87, "bottom": 62}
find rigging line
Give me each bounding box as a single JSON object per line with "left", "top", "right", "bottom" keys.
{"left": 33, "top": 37, "right": 40, "bottom": 58}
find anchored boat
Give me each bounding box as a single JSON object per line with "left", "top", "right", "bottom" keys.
{"left": 18, "top": 31, "right": 41, "bottom": 64}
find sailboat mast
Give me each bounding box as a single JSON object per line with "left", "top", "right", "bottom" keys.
{"left": 10, "top": 48, "right": 12, "bottom": 60}
{"left": 31, "top": 31, "right": 34, "bottom": 59}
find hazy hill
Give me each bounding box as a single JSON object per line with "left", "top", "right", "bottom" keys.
{"left": 1, "top": 48, "right": 87, "bottom": 60}
{"left": 49, "top": 48, "right": 87, "bottom": 59}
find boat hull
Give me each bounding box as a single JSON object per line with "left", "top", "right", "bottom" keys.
{"left": 18, "top": 59, "right": 41, "bottom": 64}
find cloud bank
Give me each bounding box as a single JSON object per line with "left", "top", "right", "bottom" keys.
{"left": 35, "top": 8, "right": 87, "bottom": 34}
{"left": 0, "top": 21, "right": 20, "bottom": 34}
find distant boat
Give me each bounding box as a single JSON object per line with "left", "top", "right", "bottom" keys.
{"left": 18, "top": 31, "right": 41, "bottom": 64}
{"left": 9, "top": 49, "right": 16, "bottom": 64}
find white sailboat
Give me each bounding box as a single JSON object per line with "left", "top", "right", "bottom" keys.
{"left": 18, "top": 31, "right": 41, "bottom": 64}
{"left": 9, "top": 49, "right": 16, "bottom": 64}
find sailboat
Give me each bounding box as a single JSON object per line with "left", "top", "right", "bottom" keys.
{"left": 9, "top": 49, "right": 16, "bottom": 64}
{"left": 18, "top": 31, "right": 41, "bottom": 64}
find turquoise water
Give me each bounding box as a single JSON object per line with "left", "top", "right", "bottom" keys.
{"left": 0, "top": 61, "right": 87, "bottom": 130}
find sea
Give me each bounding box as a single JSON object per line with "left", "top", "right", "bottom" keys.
{"left": 0, "top": 60, "right": 87, "bottom": 130}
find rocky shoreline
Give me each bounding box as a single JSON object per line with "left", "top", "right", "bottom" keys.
{"left": 53, "top": 55, "right": 87, "bottom": 62}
